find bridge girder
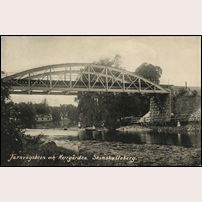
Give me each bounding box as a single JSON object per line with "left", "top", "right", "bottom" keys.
{"left": 2, "top": 63, "right": 169, "bottom": 95}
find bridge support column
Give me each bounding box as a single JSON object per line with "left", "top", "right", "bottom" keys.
{"left": 150, "top": 94, "right": 171, "bottom": 124}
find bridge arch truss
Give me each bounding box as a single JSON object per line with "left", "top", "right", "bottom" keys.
{"left": 2, "top": 63, "right": 169, "bottom": 95}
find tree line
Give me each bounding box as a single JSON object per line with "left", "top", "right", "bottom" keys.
{"left": 2, "top": 96, "right": 78, "bottom": 129}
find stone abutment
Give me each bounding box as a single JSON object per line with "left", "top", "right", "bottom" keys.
{"left": 150, "top": 94, "right": 171, "bottom": 123}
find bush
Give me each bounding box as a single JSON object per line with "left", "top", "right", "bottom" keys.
{"left": 1, "top": 81, "right": 23, "bottom": 165}
{"left": 178, "top": 87, "right": 189, "bottom": 96}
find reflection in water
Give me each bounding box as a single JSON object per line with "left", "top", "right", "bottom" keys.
{"left": 26, "top": 128, "right": 201, "bottom": 148}
{"left": 145, "top": 133, "right": 152, "bottom": 144}
{"left": 178, "top": 133, "right": 181, "bottom": 145}
{"left": 92, "top": 131, "right": 96, "bottom": 139}
{"left": 101, "top": 131, "right": 105, "bottom": 140}
{"left": 77, "top": 129, "right": 201, "bottom": 148}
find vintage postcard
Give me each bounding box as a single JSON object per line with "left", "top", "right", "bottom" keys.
{"left": 1, "top": 36, "right": 201, "bottom": 166}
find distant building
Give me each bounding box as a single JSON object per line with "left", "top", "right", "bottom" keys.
{"left": 60, "top": 112, "right": 68, "bottom": 120}
{"left": 36, "top": 114, "right": 52, "bottom": 122}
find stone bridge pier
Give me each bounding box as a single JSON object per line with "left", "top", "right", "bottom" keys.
{"left": 150, "top": 93, "right": 171, "bottom": 123}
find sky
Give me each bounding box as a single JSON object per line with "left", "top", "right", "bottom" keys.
{"left": 1, "top": 36, "right": 201, "bottom": 106}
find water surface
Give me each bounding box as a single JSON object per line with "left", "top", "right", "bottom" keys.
{"left": 25, "top": 129, "right": 201, "bottom": 148}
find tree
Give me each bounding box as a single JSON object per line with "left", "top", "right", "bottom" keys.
{"left": 1, "top": 81, "right": 23, "bottom": 165}
{"left": 77, "top": 93, "right": 98, "bottom": 126}
{"left": 76, "top": 91, "right": 150, "bottom": 128}
{"left": 51, "top": 107, "right": 61, "bottom": 125}
{"left": 93, "top": 54, "right": 123, "bottom": 68}
{"left": 93, "top": 57, "right": 112, "bottom": 66}
{"left": 112, "top": 54, "right": 122, "bottom": 68}
{"left": 34, "top": 98, "right": 50, "bottom": 115}
{"left": 59, "top": 104, "right": 78, "bottom": 124}
{"left": 15, "top": 102, "right": 36, "bottom": 128}
{"left": 134, "top": 63, "right": 162, "bottom": 84}
{"left": 66, "top": 105, "right": 78, "bottom": 124}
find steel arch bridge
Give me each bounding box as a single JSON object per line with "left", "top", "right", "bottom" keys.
{"left": 2, "top": 63, "right": 169, "bottom": 95}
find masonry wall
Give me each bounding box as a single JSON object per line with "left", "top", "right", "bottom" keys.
{"left": 150, "top": 94, "right": 171, "bottom": 123}
{"left": 149, "top": 95, "right": 201, "bottom": 123}
{"left": 173, "top": 96, "right": 201, "bottom": 122}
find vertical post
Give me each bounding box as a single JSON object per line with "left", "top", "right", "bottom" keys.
{"left": 185, "top": 82, "right": 187, "bottom": 89}
{"left": 50, "top": 68, "right": 52, "bottom": 89}
{"left": 88, "top": 66, "right": 90, "bottom": 90}
{"left": 70, "top": 66, "right": 72, "bottom": 88}
{"left": 28, "top": 71, "right": 30, "bottom": 93}
{"left": 167, "top": 89, "right": 172, "bottom": 122}
{"left": 138, "top": 78, "right": 141, "bottom": 91}
{"left": 64, "top": 68, "right": 66, "bottom": 81}
{"left": 122, "top": 70, "right": 125, "bottom": 92}
{"left": 106, "top": 67, "right": 108, "bottom": 91}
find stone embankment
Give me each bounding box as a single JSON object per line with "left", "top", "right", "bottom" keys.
{"left": 188, "top": 107, "right": 201, "bottom": 122}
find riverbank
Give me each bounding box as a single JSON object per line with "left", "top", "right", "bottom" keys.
{"left": 34, "top": 122, "right": 201, "bottom": 134}
{"left": 5, "top": 134, "right": 201, "bottom": 166}
{"left": 117, "top": 125, "right": 152, "bottom": 132}
{"left": 149, "top": 124, "right": 201, "bottom": 133}
{"left": 117, "top": 122, "right": 201, "bottom": 133}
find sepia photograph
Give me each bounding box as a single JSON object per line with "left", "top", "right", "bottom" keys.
{"left": 1, "top": 36, "right": 201, "bottom": 166}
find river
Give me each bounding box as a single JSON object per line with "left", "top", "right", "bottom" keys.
{"left": 25, "top": 129, "right": 201, "bottom": 148}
